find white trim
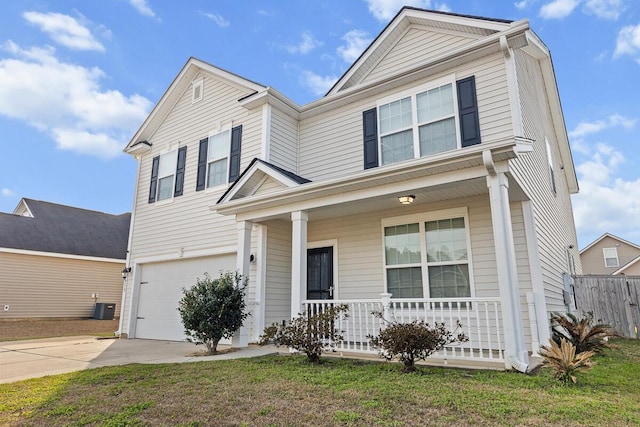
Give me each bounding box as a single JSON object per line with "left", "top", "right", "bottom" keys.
{"left": 308, "top": 239, "right": 339, "bottom": 300}
{"left": 521, "top": 200, "right": 550, "bottom": 348}
{"left": 0, "top": 247, "right": 124, "bottom": 264}
{"left": 380, "top": 207, "right": 475, "bottom": 299}
{"left": 218, "top": 161, "right": 304, "bottom": 203}
{"left": 502, "top": 36, "right": 524, "bottom": 137}
{"left": 613, "top": 254, "right": 640, "bottom": 275}
{"left": 12, "top": 199, "right": 33, "bottom": 217}
{"left": 261, "top": 104, "right": 271, "bottom": 162}
{"left": 254, "top": 224, "right": 267, "bottom": 341}
{"left": 603, "top": 247, "right": 620, "bottom": 268}
{"left": 131, "top": 245, "right": 236, "bottom": 265}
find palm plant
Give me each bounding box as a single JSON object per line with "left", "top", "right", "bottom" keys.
{"left": 540, "top": 338, "right": 594, "bottom": 384}
{"left": 550, "top": 312, "right": 619, "bottom": 354}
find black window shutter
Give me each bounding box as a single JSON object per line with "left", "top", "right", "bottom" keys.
{"left": 174, "top": 146, "right": 187, "bottom": 197}
{"left": 362, "top": 108, "right": 378, "bottom": 169}
{"left": 196, "top": 138, "right": 208, "bottom": 191}
{"left": 148, "top": 155, "right": 160, "bottom": 203}
{"left": 228, "top": 125, "right": 242, "bottom": 182}
{"left": 456, "top": 76, "right": 481, "bottom": 147}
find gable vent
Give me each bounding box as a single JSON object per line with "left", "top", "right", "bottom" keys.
{"left": 192, "top": 78, "right": 204, "bottom": 103}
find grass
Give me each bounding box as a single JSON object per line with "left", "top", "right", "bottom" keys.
{"left": 1, "top": 339, "right": 638, "bottom": 426}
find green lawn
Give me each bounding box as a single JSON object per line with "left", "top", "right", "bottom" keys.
{"left": 2, "top": 339, "right": 639, "bottom": 426}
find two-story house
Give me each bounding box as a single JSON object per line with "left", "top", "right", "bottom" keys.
{"left": 580, "top": 233, "right": 640, "bottom": 275}
{"left": 118, "top": 7, "right": 581, "bottom": 371}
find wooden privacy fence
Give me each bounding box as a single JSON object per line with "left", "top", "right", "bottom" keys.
{"left": 572, "top": 275, "right": 640, "bottom": 339}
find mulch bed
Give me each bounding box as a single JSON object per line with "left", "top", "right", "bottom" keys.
{"left": 0, "top": 319, "right": 119, "bottom": 342}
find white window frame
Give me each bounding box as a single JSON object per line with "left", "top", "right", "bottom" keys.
{"left": 381, "top": 207, "right": 475, "bottom": 299}
{"left": 192, "top": 78, "right": 204, "bottom": 104}
{"left": 603, "top": 247, "right": 619, "bottom": 268}
{"left": 155, "top": 148, "right": 178, "bottom": 203}
{"left": 376, "top": 75, "right": 461, "bottom": 166}
{"left": 205, "top": 126, "right": 232, "bottom": 191}
{"left": 545, "top": 137, "right": 557, "bottom": 194}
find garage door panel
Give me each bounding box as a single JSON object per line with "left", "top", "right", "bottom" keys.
{"left": 135, "top": 255, "right": 236, "bottom": 341}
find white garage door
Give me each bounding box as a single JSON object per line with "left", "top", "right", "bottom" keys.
{"left": 135, "top": 255, "right": 236, "bottom": 341}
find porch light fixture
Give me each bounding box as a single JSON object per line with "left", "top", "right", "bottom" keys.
{"left": 121, "top": 267, "right": 132, "bottom": 279}
{"left": 398, "top": 195, "right": 415, "bottom": 205}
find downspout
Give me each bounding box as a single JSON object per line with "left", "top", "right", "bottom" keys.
{"left": 116, "top": 153, "right": 142, "bottom": 337}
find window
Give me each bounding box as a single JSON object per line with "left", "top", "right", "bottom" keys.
{"left": 383, "top": 211, "right": 472, "bottom": 299}
{"left": 148, "top": 146, "right": 186, "bottom": 204}
{"left": 603, "top": 247, "right": 619, "bottom": 267}
{"left": 545, "top": 138, "right": 557, "bottom": 194}
{"left": 206, "top": 130, "right": 230, "bottom": 188}
{"left": 379, "top": 81, "right": 458, "bottom": 166}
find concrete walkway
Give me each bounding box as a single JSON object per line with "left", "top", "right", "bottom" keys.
{"left": 0, "top": 336, "right": 280, "bottom": 384}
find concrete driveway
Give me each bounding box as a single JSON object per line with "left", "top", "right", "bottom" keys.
{"left": 0, "top": 336, "right": 279, "bottom": 384}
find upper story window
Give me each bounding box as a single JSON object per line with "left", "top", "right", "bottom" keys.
{"left": 196, "top": 125, "right": 243, "bottom": 192}
{"left": 545, "top": 137, "right": 557, "bottom": 194}
{"left": 148, "top": 146, "right": 187, "bottom": 204}
{"left": 603, "top": 247, "right": 619, "bottom": 267}
{"left": 207, "top": 130, "right": 230, "bottom": 188}
{"left": 379, "top": 83, "right": 457, "bottom": 166}
{"left": 382, "top": 209, "right": 473, "bottom": 300}
{"left": 363, "top": 75, "right": 480, "bottom": 170}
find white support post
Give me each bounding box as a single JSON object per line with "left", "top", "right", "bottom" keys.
{"left": 526, "top": 292, "right": 540, "bottom": 356}
{"left": 486, "top": 170, "right": 529, "bottom": 370}
{"left": 232, "top": 220, "right": 252, "bottom": 348}
{"left": 291, "top": 211, "right": 308, "bottom": 319}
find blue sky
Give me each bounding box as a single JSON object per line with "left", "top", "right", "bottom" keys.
{"left": 0, "top": 0, "right": 638, "bottom": 249}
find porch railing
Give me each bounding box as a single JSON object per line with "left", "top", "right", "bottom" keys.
{"left": 302, "top": 295, "right": 504, "bottom": 363}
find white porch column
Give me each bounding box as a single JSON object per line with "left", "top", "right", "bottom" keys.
{"left": 232, "top": 220, "right": 252, "bottom": 347}
{"left": 291, "top": 210, "right": 308, "bottom": 319}
{"left": 486, "top": 170, "right": 529, "bottom": 370}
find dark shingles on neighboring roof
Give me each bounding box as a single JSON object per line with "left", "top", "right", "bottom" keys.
{"left": 0, "top": 199, "right": 130, "bottom": 260}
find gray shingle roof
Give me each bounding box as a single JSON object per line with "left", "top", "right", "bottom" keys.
{"left": 0, "top": 199, "right": 130, "bottom": 260}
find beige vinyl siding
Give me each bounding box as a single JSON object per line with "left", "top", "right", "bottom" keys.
{"left": 298, "top": 52, "right": 512, "bottom": 181}
{"left": 363, "top": 27, "right": 477, "bottom": 84}
{"left": 130, "top": 70, "right": 262, "bottom": 259}
{"left": 252, "top": 177, "right": 286, "bottom": 197}
{"left": 269, "top": 108, "right": 298, "bottom": 173}
{"left": 510, "top": 50, "right": 581, "bottom": 313}
{"left": 0, "top": 252, "right": 123, "bottom": 319}
{"left": 306, "top": 196, "right": 499, "bottom": 298}
{"left": 581, "top": 236, "right": 640, "bottom": 275}
{"left": 264, "top": 219, "right": 292, "bottom": 326}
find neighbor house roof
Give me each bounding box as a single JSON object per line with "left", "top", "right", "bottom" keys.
{"left": 579, "top": 232, "right": 640, "bottom": 254}
{"left": 0, "top": 198, "right": 130, "bottom": 260}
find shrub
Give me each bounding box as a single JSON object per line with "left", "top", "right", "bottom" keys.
{"left": 550, "top": 312, "right": 619, "bottom": 354}
{"left": 368, "top": 320, "right": 468, "bottom": 373}
{"left": 259, "top": 304, "right": 349, "bottom": 364}
{"left": 178, "top": 272, "right": 249, "bottom": 355}
{"left": 540, "top": 337, "right": 594, "bottom": 384}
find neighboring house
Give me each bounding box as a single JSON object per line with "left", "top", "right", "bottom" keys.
{"left": 0, "top": 198, "right": 130, "bottom": 319}
{"left": 119, "top": 7, "right": 581, "bottom": 371}
{"left": 580, "top": 233, "right": 640, "bottom": 275}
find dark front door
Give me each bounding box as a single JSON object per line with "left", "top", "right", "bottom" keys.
{"left": 307, "top": 247, "right": 334, "bottom": 300}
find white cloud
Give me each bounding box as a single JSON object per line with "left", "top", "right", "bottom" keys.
{"left": 569, "top": 114, "right": 635, "bottom": 154}
{"left": 515, "top": 0, "right": 538, "bottom": 9}
{"left": 1, "top": 188, "right": 16, "bottom": 197}
{"left": 337, "top": 30, "right": 371, "bottom": 63}
{"left": 300, "top": 70, "right": 338, "bottom": 96}
{"left": 129, "top": 0, "right": 157, "bottom": 18}
{"left": 583, "top": 0, "right": 624, "bottom": 20}
{"left": 23, "top": 11, "right": 104, "bottom": 52}
{"left": 539, "top": 0, "right": 580, "bottom": 19}
{"left": 285, "top": 32, "right": 322, "bottom": 54}
{"left": 573, "top": 145, "right": 640, "bottom": 244}
{"left": 614, "top": 23, "right": 640, "bottom": 59}
{"left": 0, "top": 41, "right": 152, "bottom": 159}
{"left": 365, "top": 0, "right": 449, "bottom": 21}
{"left": 200, "top": 12, "right": 230, "bottom": 28}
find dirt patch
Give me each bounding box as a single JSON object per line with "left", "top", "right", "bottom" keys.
{"left": 0, "top": 319, "right": 119, "bottom": 342}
